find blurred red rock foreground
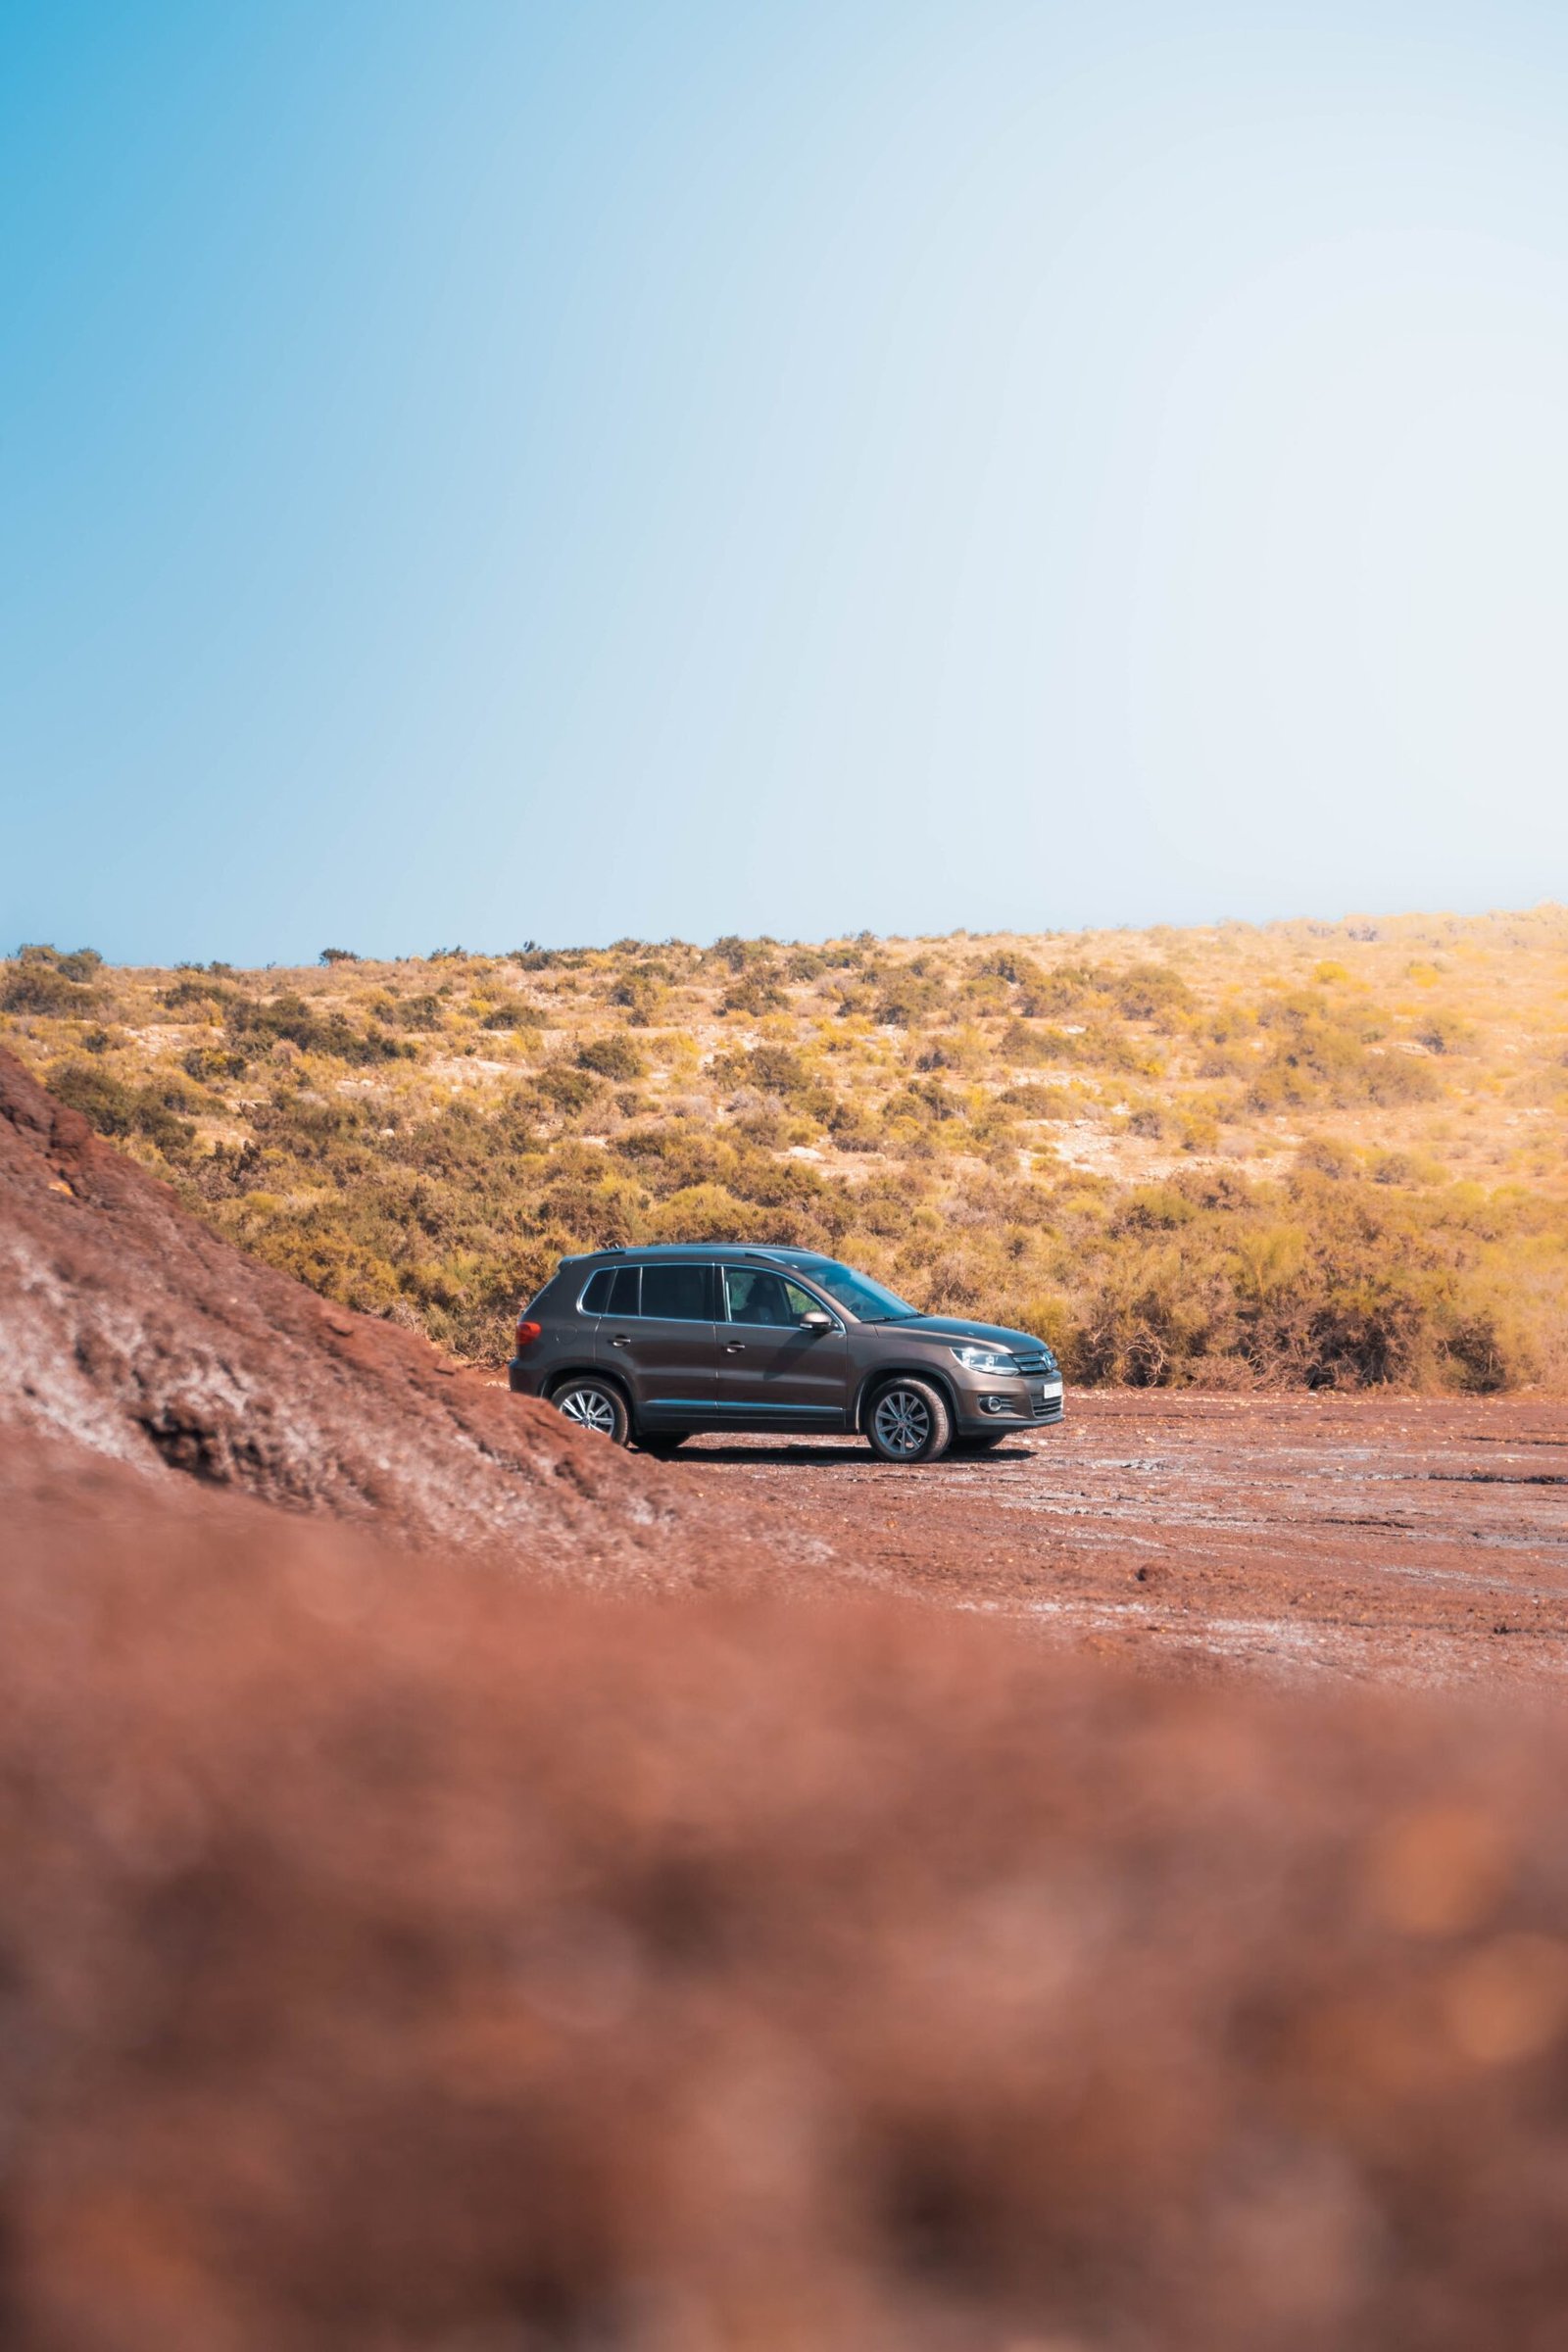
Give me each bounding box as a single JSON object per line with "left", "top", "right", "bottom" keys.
{"left": 7, "top": 1464, "right": 1568, "bottom": 2351}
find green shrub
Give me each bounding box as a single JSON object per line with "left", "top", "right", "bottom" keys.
{"left": 2, "top": 954, "right": 104, "bottom": 1015}
{"left": 224, "top": 995, "right": 412, "bottom": 1065}
{"left": 49, "top": 1061, "right": 197, "bottom": 1159}
{"left": 388, "top": 994, "right": 444, "bottom": 1031}
{"left": 183, "top": 1046, "right": 249, "bottom": 1082}
{"left": 161, "top": 976, "right": 236, "bottom": 1013}
{"left": 826, "top": 1102, "right": 882, "bottom": 1152}
{"left": 609, "top": 966, "right": 671, "bottom": 1024}
{"left": 577, "top": 1034, "right": 646, "bottom": 1081}
{"left": 1000, "top": 1083, "right": 1070, "bottom": 1118}
{"left": 712, "top": 1043, "right": 810, "bottom": 1098}
{"left": 1110, "top": 962, "right": 1195, "bottom": 1024}
{"left": 871, "top": 971, "right": 953, "bottom": 1027}
{"left": 538, "top": 1066, "right": 601, "bottom": 1114}
{"left": 1001, "top": 1020, "right": 1080, "bottom": 1067}
{"left": 721, "top": 971, "right": 788, "bottom": 1015}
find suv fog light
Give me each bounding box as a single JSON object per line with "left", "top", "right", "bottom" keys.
{"left": 980, "top": 1395, "right": 1005, "bottom": 1414}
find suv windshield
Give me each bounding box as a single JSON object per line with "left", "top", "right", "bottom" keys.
{"left": 793, "top": 1256, "right": 914, "bottom": 1324}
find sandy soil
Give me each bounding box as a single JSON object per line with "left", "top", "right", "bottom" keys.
{"left": 669, "top": 1391, "right": 1568, "bottom": 1689}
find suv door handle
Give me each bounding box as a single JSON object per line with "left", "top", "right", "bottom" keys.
{"left": 610, "top": 1335, "right": 632, "bottom": 1348}
{"left": 723, "top": 1343, "right": 746, "bottom": 1353}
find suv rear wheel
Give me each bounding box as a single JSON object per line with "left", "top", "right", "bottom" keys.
{"left": 865, "top": 1378, "right": 952, "bottom": 1464}
{"left": 552, "top": 1376, "right": 629, "bottom": 1446}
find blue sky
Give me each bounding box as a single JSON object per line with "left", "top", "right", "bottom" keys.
{"left": 6, "top": 1, "right": 1568, "bottom": 962}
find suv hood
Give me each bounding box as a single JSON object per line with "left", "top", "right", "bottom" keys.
{"left": 886, "top": 1313, "right": 1054, "bottom": 1359}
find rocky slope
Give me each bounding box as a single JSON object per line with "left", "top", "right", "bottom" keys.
{"left": 0, "top": 1045, "right": 777, "bottom": 1585}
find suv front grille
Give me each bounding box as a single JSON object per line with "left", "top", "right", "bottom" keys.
{"left": 1012, "top": 1351, "right": 1053, "bottom": 1375}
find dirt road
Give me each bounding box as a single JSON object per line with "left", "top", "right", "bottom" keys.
{"left": 674, "top": 1392, "right": 1568, "bottom": 1688}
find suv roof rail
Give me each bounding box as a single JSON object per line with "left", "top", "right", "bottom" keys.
{"left": 572, "top": 1241, "right": 808, "bottom": 1260}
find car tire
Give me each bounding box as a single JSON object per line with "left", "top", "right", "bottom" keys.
{"left": 637, "top": 1432, "right": 688, "bottom": 1456}
{"left": 865, "top": 1377, "right": 953, "bottom": 1464}
{"left": 551, "top": 1375, "right": 630, "bottom": 1446}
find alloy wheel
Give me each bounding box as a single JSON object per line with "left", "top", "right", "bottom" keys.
{"left": 872, "top": 1386, "right": 931, "bottom": 1458}
{"left": 557, "top": 1386, "right": 618, "bottom": 1438}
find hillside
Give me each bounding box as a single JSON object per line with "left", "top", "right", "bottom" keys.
{"left": 4, "top": 906, "right": 1567, "bottom": 1390}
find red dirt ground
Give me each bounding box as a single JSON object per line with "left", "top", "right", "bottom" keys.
{"left": 666, "top": 1393, "right": 1568, "bottom": 1686}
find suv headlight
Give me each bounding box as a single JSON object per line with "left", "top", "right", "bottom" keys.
{"left": 951, "top": 1343, "right": 1019, "bottom": 1376}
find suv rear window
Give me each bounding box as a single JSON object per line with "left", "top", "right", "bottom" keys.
{"left": 575, "top": 1263, "right": 713, "bottom": 1318}
{"left": 640, "top": 1263, "right": 712, "bottom": 1321}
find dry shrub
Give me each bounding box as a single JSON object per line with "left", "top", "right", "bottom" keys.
{"left": 578, "top": 1035, "right": 647, "bottom": 1081}
{"left": 1, "top": 945, "right": 106, "bottom": 1015}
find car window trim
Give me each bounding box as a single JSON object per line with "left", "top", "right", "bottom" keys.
{"left": 605, "top": 1264, "right": 643, "bottom": 1319}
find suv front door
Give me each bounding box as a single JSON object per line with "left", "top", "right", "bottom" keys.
{"left": 597, "top": 1261, "right": 719, "bottom": 1426}
{"left": 718, "top": 1265, "right": 850, "bottom": 1427}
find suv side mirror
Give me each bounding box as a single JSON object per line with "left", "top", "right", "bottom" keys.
{"left": 801, "top": 1308, "right": 833, "bottom": 1331}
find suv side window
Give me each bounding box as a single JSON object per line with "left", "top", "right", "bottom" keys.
{"left": 723, "top": 1267, "right": 818, "bottom": 1327}
{"left": 639, "top": 1262, "right": 712, "bottom": 1321}
{"left": 580, "top": 1266, "right": 643, "bottom": 1315}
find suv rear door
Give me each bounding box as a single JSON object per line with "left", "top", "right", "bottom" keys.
{"left": 596, "top": 1261, "right": 719, "bottom": 1426}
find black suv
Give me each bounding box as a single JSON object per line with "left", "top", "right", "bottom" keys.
{"left": 509, "top": 1244, "right": 1063, "bottom": 1462}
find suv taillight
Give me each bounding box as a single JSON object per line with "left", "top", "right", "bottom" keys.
{"left": 514, "top": 1319, "right": 542, "bottom": 1351}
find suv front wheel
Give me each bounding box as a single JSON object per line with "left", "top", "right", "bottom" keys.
{"left": 552, "top": 1375, "right": 630, "bottom": 1446}
{"left": 865, "top": 1378, "right": 952, "bottom": 1464}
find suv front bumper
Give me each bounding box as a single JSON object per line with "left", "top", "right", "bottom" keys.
{"left": 951, "top": 1376, "right": 1064, "bottom": 1437}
